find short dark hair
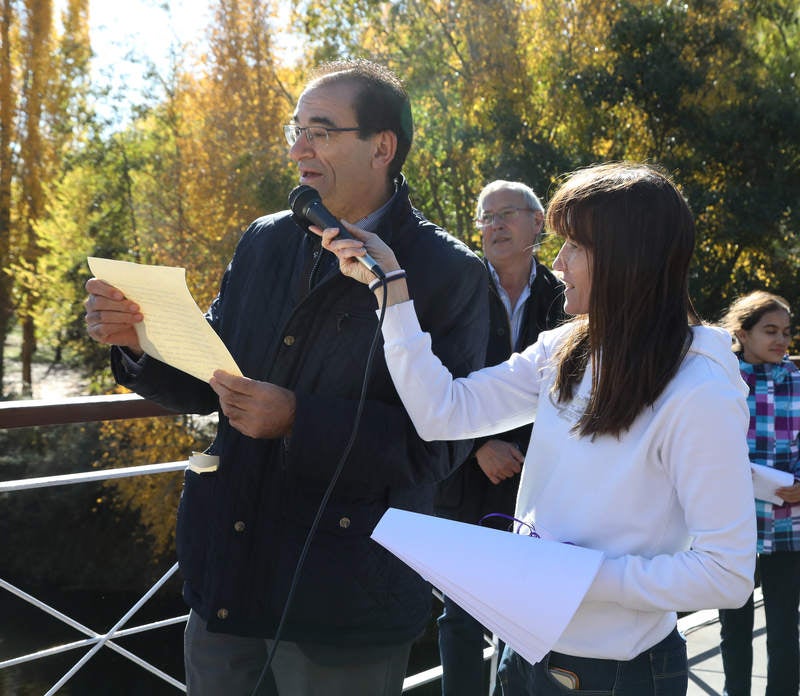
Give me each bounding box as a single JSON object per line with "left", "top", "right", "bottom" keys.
{"left": 547, "top": 162, "right": 698, "bottom": 438}
{"left": 309, "top": 59, "right": 413, "bottom": 180}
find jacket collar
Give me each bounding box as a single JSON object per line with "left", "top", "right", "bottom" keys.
{"left": 293, "top": 175, "right": 411, "bottom": 245}
{"left": 739, "top": 353, "right": 797, "bottom": 384}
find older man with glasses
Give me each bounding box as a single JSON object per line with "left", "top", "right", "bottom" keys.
{"left": 84, "top": 59, "right": 488, "bottom": 696}
{"left": 435, "top": 180, "right": 565, "bottom": 696}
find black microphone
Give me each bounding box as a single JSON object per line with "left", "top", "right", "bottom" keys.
{"left": 289, "top": 185, "right": 385, "bottom": 279}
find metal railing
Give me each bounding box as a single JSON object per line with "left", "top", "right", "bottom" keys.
{"left": 0, "top": 394, "right": 497, "bottom": 694}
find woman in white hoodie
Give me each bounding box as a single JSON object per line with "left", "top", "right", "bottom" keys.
{"left": 315, "top": 162, "right": 756, "bottom": 696}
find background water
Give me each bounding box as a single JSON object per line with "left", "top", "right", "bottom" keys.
{"left": 0, "top": 590, "right": 186, "bottom": 695}
{"left": 0, "top": 592, "right": 447, "bottom": 695}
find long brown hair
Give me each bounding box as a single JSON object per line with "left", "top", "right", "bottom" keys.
{"left": 547, "top": 162, "right": 699, "bottom": 438}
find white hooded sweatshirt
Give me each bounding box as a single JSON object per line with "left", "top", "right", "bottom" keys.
{"left": 381, "top": 301, "right": 756, "bottom": 660}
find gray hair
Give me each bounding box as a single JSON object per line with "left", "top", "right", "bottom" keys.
{"left": 476, "top": 180, "right": 544, "bottom": 217}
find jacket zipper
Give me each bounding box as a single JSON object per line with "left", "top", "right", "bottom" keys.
{"left": 308, "top": 244, "right": 325, "bottom": 294}
{"left": 489, "top": 282, "right": 515, "bottom": 355}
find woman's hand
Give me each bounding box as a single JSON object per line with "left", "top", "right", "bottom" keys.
{"left": 311, "top": 221, "right": 401, "bottom": 286}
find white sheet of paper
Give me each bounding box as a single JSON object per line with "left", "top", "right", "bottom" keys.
{"left": 371, "top": 508, "right": 604, "bottom": 667}
{"left": 88, "top": 257, "right": 241, "bottom": 383}
{"left": 751, "top": 463, "right": 794, "bottom": 505}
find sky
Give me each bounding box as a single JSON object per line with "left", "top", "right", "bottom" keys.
{"left": 56, "top": 0, "right": 294, "bottom": 122}
{"left": 86, "top": 0, "right": 212, "bottom": 114}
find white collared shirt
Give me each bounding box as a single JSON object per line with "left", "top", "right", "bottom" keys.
{"left": 487, "top": 259, "right": 537, "bottom": 347}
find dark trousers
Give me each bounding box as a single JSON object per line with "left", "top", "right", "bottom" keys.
{"left": 438, "top": 595, "right": 500, "bottom": 696}
{"left": 184, "top": 610, "right": 412, "bottom": 696}
{"left": 495, "top": 626, "right": 688, "bottom": 696}
{"left": 719, "top": 551, "right": 800, "bottom": 696}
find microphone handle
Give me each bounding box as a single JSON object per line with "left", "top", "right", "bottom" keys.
{"left": 304, "top": 203, "right": 385, "bottom": 279}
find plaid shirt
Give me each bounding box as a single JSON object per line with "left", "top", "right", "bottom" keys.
{"left": 739, "top": 355, "right": 800, "bottom": 553}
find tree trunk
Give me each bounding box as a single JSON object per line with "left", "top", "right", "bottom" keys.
{"left": 21, "top": 316, "right": 35, "bottom": 396}
{"left": 0, "top": 0, "right": 15, "bottom": 396}
{"left": 17, "top": 0, "right": 52, "bottom": 397}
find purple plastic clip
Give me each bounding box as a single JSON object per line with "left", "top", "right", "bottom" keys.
{"left": 478, "top": 513, "right": 540, "bottom": 538}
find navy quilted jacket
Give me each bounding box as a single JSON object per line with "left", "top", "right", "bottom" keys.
{"left": 112, "top": 177, "right": 489, "bottom": 645}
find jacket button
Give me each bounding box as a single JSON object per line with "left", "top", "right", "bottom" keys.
{"left": 339, "top": 517, "right": 351, "bottom": 529}
{"left": 216, "top": 608, "right": 229, "bottom": 620}
{"left": 234, "top": 521, "right": 245, "bottom": 533}
{"left": 283, "top": 335, "right": 295, "bottom": 346}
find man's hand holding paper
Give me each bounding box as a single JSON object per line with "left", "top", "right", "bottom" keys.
{"left": 210, "top": 370, "right": 296, "bottom": 439}
{"left": 84, "top": 277, "right": 145, "bottom": 355}
{"left": 85, "top": 257, "right": 242, "bottom": 383}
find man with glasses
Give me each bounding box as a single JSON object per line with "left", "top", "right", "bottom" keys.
{"left": 84, "top": 59, "right": 488, "bottom": 695}
{"left": 435, "top": 180, "right": 565, "bottom": 696}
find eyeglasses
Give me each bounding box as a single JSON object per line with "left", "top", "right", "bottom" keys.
{"left": 474, "top": 207, "right": 535, "bottom": 228}
{"left": 284, "top": 124, "right": 361, "bottom": 147}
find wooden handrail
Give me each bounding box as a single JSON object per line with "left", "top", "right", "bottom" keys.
{"left": 2, "top": 355, "right": 798, "bottom": 430}
{"left": 0, "top": 393, "right": 179, "bottom": 429}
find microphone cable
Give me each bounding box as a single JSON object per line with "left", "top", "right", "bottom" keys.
{"left": 250, "top": 278, "right": 390, "bottom": 695}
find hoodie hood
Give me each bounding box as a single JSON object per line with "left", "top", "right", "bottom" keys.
{"left": 688, "top": 324, "right": 748, "bottom": 397}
